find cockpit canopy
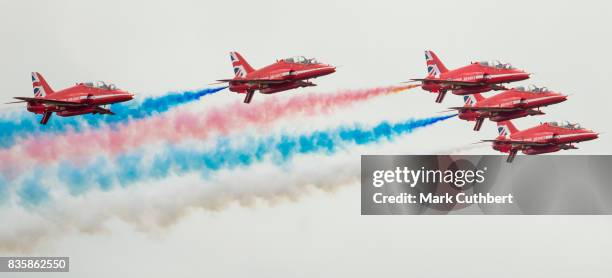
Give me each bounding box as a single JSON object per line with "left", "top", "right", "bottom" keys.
{"left": 83, "top": 81, "right": 118, "bottom": 90}
{"left": 283, "top": 56, "right": 319, "bottom": 64}
{"left": 515, "top": 84, "right": 550, "bottom": 93}
{"left": 478, "top": 60, "right": 515, "bottom": 69}
{"left": 548, "top": 121, "right": 581, "bottom": 129}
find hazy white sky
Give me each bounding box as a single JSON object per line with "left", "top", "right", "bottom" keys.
{"left": 1, "top": 0, "right": 611, "bottom": 277}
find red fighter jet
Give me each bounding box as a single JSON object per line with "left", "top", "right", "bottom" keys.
{"left": 8, "top": 72, "right": 134, "bottom": 125}
{"left": 484, "top": 120, "right": 599, "bottom": 163}
{"left": 217, "top": 52, "right": 336, "bottom": 103}
{"left": 412, "top": 50, "right": 531, "bottom": 103}
{"left": 450, "top": 85, "right": 568, "bottom": 131}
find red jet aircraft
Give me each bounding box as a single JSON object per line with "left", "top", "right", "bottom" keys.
{"left": 217, "top": 52, "right": 336, "bottom": 103}
{"left": 9, "top": 72, "right": 134, "bottom": 125}
{"left": 484, "top": 120, "right": 599, "bottom": 163}
{"left": 450, "top": 85, "right": 567, "bottom": 131}
{"left": 412, "top": 50, "right": 531, "bottom": 103}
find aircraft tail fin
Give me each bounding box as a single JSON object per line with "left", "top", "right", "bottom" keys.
{"left": 497, "top": 121, "right": 519, "bottom": 137}
{"left": 463, "top": 94, "right": 485, "bottom": 107}
{"left": 425, "top": 50, "right": 448, "bottom": 78}
{"left": 31, "top": 72, "right": 54, "bottom": 98}
{"left": 230, "top": 52, "right": 255, "bottom": 78}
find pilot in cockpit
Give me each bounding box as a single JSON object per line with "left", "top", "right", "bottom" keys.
{"left": 549, "top": 121, "right": 580, "bottom": 129}
{"left": 516, "top": 85, "right": 549, "bottom": 93}
{"left": 478, "top": 60, "right": 514, "bottom": 69}
{"left": 83, "top": 81, "right": 117, "bottom": 90}
{"left": 284, "top": 56, "right": 317, "bottom": 64}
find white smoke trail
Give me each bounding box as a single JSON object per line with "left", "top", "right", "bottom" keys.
{"left": 0, "top": 151, "right": 362, "bottom": 252}
{"left": 431, "top": 143, "right": 489, "bottom": 155}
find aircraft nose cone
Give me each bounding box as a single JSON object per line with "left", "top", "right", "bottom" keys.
{"left": 124, "top": 91, "right": 135, "bottom": 100}
{"left": 581, "top": 130, "right": 599, "bottom": 141}
{"left": 556, "top": 94, "right": 568, "bottom": 103}
{"left": 311, "top": 65, "right": 335, "bottom": 77}
{"left": 321, "top": 65, "right": 336, "bottom": 75}
{"left": 517, "top": 72, "right": 531, "bottom": 81}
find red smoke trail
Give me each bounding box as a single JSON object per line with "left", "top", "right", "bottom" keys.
{"left": 0, "top": 85, "right": 417, "bottom": 175}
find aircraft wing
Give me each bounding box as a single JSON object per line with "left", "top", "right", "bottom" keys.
{"left": 448, "top": 106, "right": 519, "bottom": 112}
{"left": 12, "top": 97, "right": 84, "bottom": 107}
{"left": 410, "top": 78, "right": 482, "bottom": 86}
{"left": 216, "top": 78, "right": 288, "bottom": 84}
{"left": 481, "top": 139, "right": 551, "bottom": 147}
{"left": 489, "top": 84, "right": 508, "bottom": 90}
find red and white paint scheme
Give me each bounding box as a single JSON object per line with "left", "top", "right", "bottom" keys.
{"left": 412, "top": 50, "right": 531, "bottom": 103}
{"left": 484, "top": 120, "right": 599, "bottom": 163}
{"left": 450, "top": 85, "right": 567, "bottom": 131}
{"left": 9, "top": 72, "right": 134, "bottom": 125}
{"left": 217, "top": 52, "right": 336, "bottom": 103}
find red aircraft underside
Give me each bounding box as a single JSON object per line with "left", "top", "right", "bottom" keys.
{"left": 484, "top": 120, "right": 598, "bottom": 162}
{"left": 9, "top": 72, "right": 134, "bottom": 124}
{"left": 217, "top": 52, "right": 336, "bottom": 103}
{"left": 412, "top": 50, "right": 531, "bottom": 103}
{"left": 450, "top": 85, "right": 568, "bottom": 131}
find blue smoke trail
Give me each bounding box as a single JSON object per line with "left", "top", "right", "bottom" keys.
{"left": 14, "top": 114, "right": 455, "bottom": 203}
{"left": 17, "top": 175, "right": 49, "bottom": 206}
{"left": 0, "top": 87, "right": 226, "bottom": 148}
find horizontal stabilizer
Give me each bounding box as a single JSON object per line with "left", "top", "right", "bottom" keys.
{"left": 448, "top": 106, "right": 518, "bottom": 112}
{"left": 13, "top": 97, "right": 83, "bottom": 107}
{"left": 481, "top": 139, "right": 550, "bottom": 147}
{"left": 5, "top": 100, "right": 27, "bottom": 104}
{"left": 216, "top": 78, "right": 287, "bottom": 84}
{"left": 410, "top": 78, "right": 482, "bottom": 86}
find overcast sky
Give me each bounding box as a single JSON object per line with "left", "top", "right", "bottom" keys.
{"left": 1, "top": 0, "right": 611, "bottom": 277}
